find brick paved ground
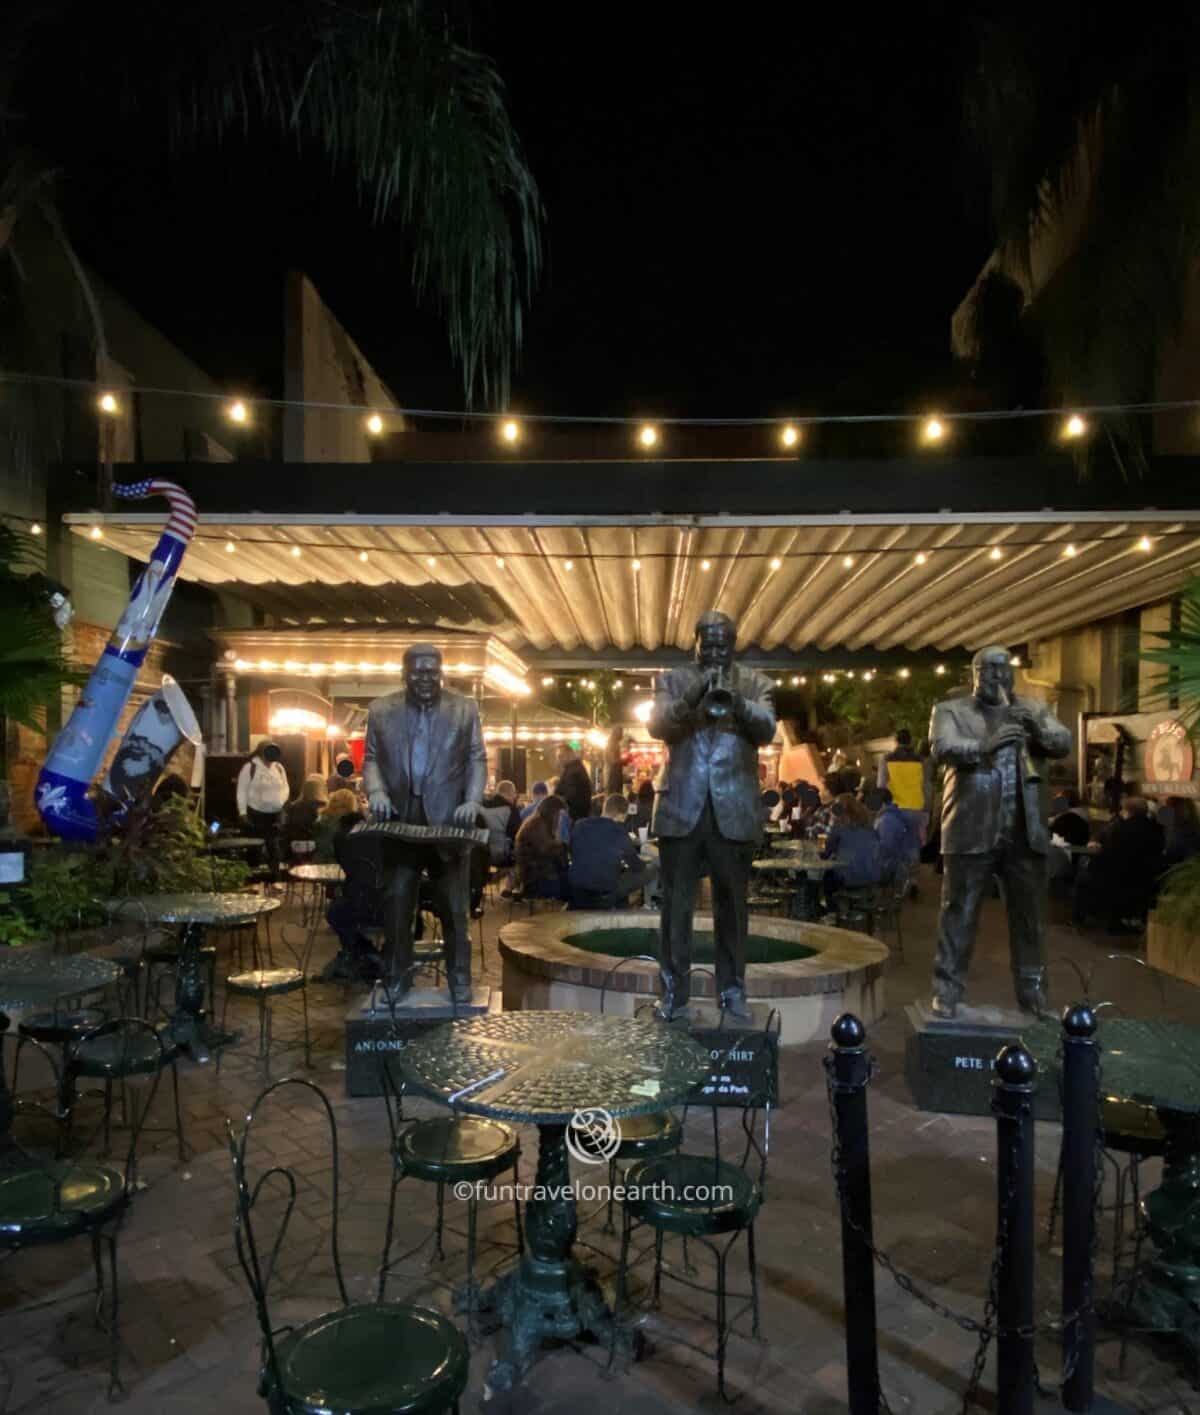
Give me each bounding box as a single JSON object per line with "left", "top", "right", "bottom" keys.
{"left": 2, "top": 873, "right": 1197, "bottom": 1414}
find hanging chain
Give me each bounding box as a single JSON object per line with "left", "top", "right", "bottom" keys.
{"left": 823, "top": 1043, "right": 1106, "bottom": 1415}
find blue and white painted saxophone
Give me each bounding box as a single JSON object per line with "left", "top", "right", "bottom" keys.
{"left": 37, "top": 479, "right": 198, "bottom": 841}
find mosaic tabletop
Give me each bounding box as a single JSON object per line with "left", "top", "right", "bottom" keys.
{"left": 398, "top": 1010, "right": 711, "bottom": 1125}
{"left": 202, "top": 836, "right": 265, "bottom": 853}
{"left": 105, "top": 892, "right": 282, "bottom": 925}
{"left": 0, "top": 948, "right": 122, "bottom": 1013}
{"left": 1023, "top": 1016, "right": 1200, "bottom": 1117}
{"left": 288, "top": 864, "right": 346, "bottom": 884}
{"left": 752, "top": 856, "right": 837, "bottom": 873}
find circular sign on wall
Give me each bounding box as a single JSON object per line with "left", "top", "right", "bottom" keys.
{"left": 1144, "top": 719, "right": 1194, "bottom": 787}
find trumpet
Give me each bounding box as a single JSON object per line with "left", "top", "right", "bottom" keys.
{"left": 1000, "top": 687, "right": 1040, "bottom": 784}
{"left": 700, "top": 664, "right": 736, "bottom": 722}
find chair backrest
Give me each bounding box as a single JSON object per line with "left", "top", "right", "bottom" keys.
{"left": 598, "top": 954, "right": 659, "bottom": 1015}
{"left": 681, "top": 1006, "right": 780, "bottom": 1193}
{"left": 68, "top": 1017, "right": 169, "bottom": 1189}
{"left": 226, "top": 1078, "right": 348, "bottom": 1394}
{"left": 276, "top": 920, "right": 321, "bottom": 976}
{"left": 372, "top": 961, "right": 438, "bottom": 1139}
{"left": 0, "top": 1024, "right": 65, "bottom": 1150}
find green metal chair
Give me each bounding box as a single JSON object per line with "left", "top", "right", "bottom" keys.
{"left": 611, "top": 1007, "right": 780, "bottom": 1399}
{"left": 0, "top": 1018, "right": 166, "bottom": 1399}
{"left": 219, "top": 921, "right": 316, "bottom": 1072}
{"left": 228, "top": 1076, "right": 469, "bottom": 1415}
{"left": 375, "top": 971, "right": 522, "bottom": 1323}
{"left": 575, "top": 956, "right": 682, "bottom": 1233}
{"left": 67, "top": 1014, "right": 187, "bottom": 1163}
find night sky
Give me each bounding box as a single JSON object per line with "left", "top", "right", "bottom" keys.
{"left": 43, "top": 6, "right": 992, "bottom": 421}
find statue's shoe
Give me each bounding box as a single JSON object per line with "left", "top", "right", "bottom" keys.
{"left": 929, "top": 995, "right": 957, "bottom": 1020}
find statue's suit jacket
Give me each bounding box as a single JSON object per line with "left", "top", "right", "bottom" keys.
{"left": 649, "top": 664, "right": 776, "bottom": 841}
{"left": 930, "top": 693, "right": 1071, "bottom": 856}
{"left": 362, "top": 688, "right": 487, "bottom": 827}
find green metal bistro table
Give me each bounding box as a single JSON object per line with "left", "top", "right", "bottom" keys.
{"left": 752, "top": 853, "right": 836, "bottom": 920}
{"left": 1024, "top": 1015, "right": 1200, "bottom": 1361}
{"left": 398, "top": 1009, "right": 709, "bottom": 1388}
{"left": 0, "top": 949, "right": 122, "bottom": 1139}
{"left": 108, "top": 893, "right": 280, "bottom": 1065}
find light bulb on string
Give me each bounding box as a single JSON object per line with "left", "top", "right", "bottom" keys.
{"left": 359, "top": 550, "right": 369, "bottom": 563}
{"left": 632, "top": 559, "right": 642, "bottom": 571}
{"left": 988, "top": 547, "right": 1003, "bottom": 561}
{"left": 1136, "top": 536, "right": 1152, "bottom": 552}
{"left": 500, "top": 419, "right": 520, "bottom": 445}
{"left": 898, "top": 668, "right": 910, "bottom": 679}
{"left": 842, "top": 555, "right": 854, "bottom": 568}
{"left": 564, "top": 559, "right": 574, "bottom": 571}
{"left": 700, "top": 559, "right": 711, "bottom": 572}
{"left": 542, "top": 677, "right": 554, "bottom": 687}
{"left": 365, "top": 413, "right": 384, "bottom": 436}
{"left": 638, "top": 424, "right": 659, "bottom": 449}
{"left": 97, "top": 392, "right": 120, "bottom": 415}
{"left": 227, "top": 400, "right": 249, "bottom": 425}
{"left": 89, "top": 525, "right": 103, "bottom": 540}
{"left": 914, "top": 552, "right": 928, "bottom": 566}
{"left": 769, "top": 557, "right": 782, "bottom": 571}
{"left": 1062, "top": 543, "right": 1078, "bottom": 558}
{"left": 495, "top": 556, "right": 505, "bottom": 568}
{"left": 1062, "top": 413, "right": 1087, "bottom": 440}
{"left": 922, "top": 416, "right": 946, "bottom": 444}
{"left": 30, "top": 523, "right": 42, "bottom": 536}
{"left": 225, "top": 541, "right": 236, "bottom": 554}
{"left": 780, "top": 424, "right": 800, "bottom": 449}
{"left": 290, "top": 545, "right": 301, "bottom": 558}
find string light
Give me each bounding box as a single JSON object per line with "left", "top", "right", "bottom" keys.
{"left": 1063, "top": 543, "right": 1078, "bottom": 558}
{"left": 365, "top": 413, "right": 384, "bottom": 436}
{"left": 495, "top": 556, "right": 505, "bottom": 568}
{"left": 638, "top": 424, "right": 659, "bottom": 449}
{"left": 564, "top": 559, "right": 574, "bottom": 571}
{"left": 290, "top": 545, "right": 301, "bottom": 558}
{"left": 542, "top": 676, "right": 554, "bottom": 687}
{"left": 898, "top": 668, "right": 911, "bottom": 679}
{"left": 842, "top": 555, "right": 854, "bottom": 568}
{"left": 799, "top": 675, "right": 807, "bottom": 685}
{"left": 822, "top": 673, "right": 836, "bottom": 684}
{"left": 922, "top": 416, "right": 946, "bottom": 444}
{"left": 1010, "top": 656, "right": 1022, "bottom": 667}
{"left": 861, "top": 672, "right": 872, "bottom": 682}
{"left": 988, "top": 547, "right": 1003, "bottom": 561}
{"left": 426, "top": 555, "right": 437, "bottom": 567}
{"left": 632, "top": 558, "right": 642, "bottom": 571}
{"left": 774, "top": 678, "right": 783, "bottom": 687}
{"left": 227, "top": 400, "right": 249, "bottom": 425}
{"left": 1136, "top": 536, "right": 1153, "bottom": 552}
{"left": 501, "top": 419, "right": 520, "bottom": 444}
{"left": 914, "top": 552, "right": 928, "bottom": 566}
{"left": 359, "top": 550, "right": 369, "bottom": 563}
{"left": 89, "top": 526, "right": 103, "bottom": 540}
{"left": 780, "top": 424, "right": 800, "bottom": 448}
{"left": 97, "top": 392, "right": 120, "bottom": 415}
{"left": 700, "top": 559, "right": 711, "bottom": 571}
{"left": 790, "top": 675, "right": 801, "bottom": 686}
{"left": 1062, "top": 413, "right": 1087, "bottom": 440}
{"left": 935, "top": 664, "right": 946, "bottom": 675}
{"left": 225, "top": 541, "right": 236, "bottom": 554}
{"left": 614, "top": 679, "right": 623, "bottom": 688}
{"left": 769, "top": 557, "right": 782, "bottom": 571}
{"left": 30, "top": 523, "right": 42, "bottom": 536}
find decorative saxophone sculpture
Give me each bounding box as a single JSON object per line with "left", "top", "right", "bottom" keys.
{"left": 37, "top": 479, "right": 199, "bottom": 842}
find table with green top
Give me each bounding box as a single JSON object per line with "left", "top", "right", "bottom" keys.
{"left": 398, "top": 1009, "right": 710, "bottom": 1388}
{"left": 1024, "top": 1014, "right": 1200, "bottom": 1360}
{"left": 109, "top": 893, "right": 280, "bottom": 1064}
{"left": 0, "top": 949, "right": 122, "bottom": 1139}
{"left": 752, "top": 853, "right": 836, "bottom": 919}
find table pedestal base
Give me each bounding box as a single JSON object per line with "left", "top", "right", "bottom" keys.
{"left": 1125, "top": 1125, "right": 1200, "bottom": 1365}
{"left": 169, "top": 923, "right": 236, "bottom": 1065}
{"left": 485, "top": 1120, "right": 634, "bottom": 1390}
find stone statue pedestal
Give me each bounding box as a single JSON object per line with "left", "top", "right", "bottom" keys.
{"left": 343, "top": 985, "right": 493, "bottom": 1097}
{"left": 905, "top": 1001, "right": 1060, "bottom": 1120}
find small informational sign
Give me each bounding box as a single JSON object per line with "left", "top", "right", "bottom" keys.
{"left": 686, "top": 1021, "right": 779, "bottom": 1107}
{"left": 343, "top": 1013, "right": 444, "bottom": 1097}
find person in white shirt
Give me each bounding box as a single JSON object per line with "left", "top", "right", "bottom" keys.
{"left": 236, "top": 741, "right": 291, "bottom": 879}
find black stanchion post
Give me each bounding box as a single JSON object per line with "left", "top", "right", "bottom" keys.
{"left": 1061, "top": 1003, "right": 1098, "bottom": 1413}
{"left": 829, "top": 1013, "right": 880, "bottom": 1415}
{"left": 993, "top": 1041, "right": 1036, "bottom": 1415}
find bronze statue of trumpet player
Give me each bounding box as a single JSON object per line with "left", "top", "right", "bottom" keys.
{"left": 928, "top": 645, "right": 1071, "bottom": 1019}
{"left": 648, "top": 611, "right": 776, "bottom": 1023}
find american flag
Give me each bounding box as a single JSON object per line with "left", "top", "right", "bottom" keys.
{"left": 113, "top": 479, "right": 198, "bottom": 543}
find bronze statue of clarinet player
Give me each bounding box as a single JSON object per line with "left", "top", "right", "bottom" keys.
{"left": 362, "top": 643, "right": 487, "bottom": 1003}
{"left": 649, "top": 610, "right": 776, "bottom": 1023}
{"left": 929, "top": 644, "right": 1071, "bottom": 1019}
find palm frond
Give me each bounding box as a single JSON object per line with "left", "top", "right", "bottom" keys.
{"left": 3, "top": 1, "right": 542, "bottom": 407}
{"left": 1140, "top": 580, "right": 1200, "bottom": 727}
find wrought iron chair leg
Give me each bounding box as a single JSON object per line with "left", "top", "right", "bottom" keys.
{"left": 435, "top": 1181, "right": 446, "bottom": 1262}
{"left": 604, "top": 1155, "right": 617, "bottom": 1234}
{"left": 1047, "top": 1149, "right": 1064, "bottom": 1245}
{"left": 91, "top": 1230, "right": 105, "bottom": 1325}
{"left": 653, "top": 1227, "right": 664, "bottom": 1306}
{"left": 715, "top": 1246, "right": 728, "bottom": 1399}
{"left": 103, "top": 1078, "right": 113, "bottom": 1158}
{"left": 106, "top": 1230, "right": 122, "bottom": 1400}
{"left": 216, "top": 984, "right": 232, "bottom": 1075}
{"left": 466, "top": 1195, "right": 479, "bottom": 1336}
{"left": 1118, "top": 1221, "right": 1148, "bottom": 1376}
{"left": 609, "top": 1209, "right": 633, "bottom": 1372}
{"left": 170, "top": 1060, "right": 186, "bottom": 1162}
{"left": 378, "top": 1167, "right": 401, "bottom": 1302}
{"left": 747, "top": 1221, "right": 760, "bottom": 1338}
{"left": 301, "top": 983, "right": 311, "bottom": 1069}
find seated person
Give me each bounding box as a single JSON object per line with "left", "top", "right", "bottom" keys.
{"left": 870, "top": 787, "right": 920, "bottom": 882}
{"left": 1158, "top": 794, "right": 1200, "bottom": 867}
{"left": 514, "top": 794, "right": 570, "bottom": 900}
{"left": 822, "top": 792, "right": 884, "bottom": 903}
{"left": 472, "top": 779, "right": 522, "bottom": 915}
{"left": 313, "top": 788, "right": 361, "bottom": 862}
{"left": 633, "top": 779, "right": 656, "bottom": 833}
{"left": 567, "top": 793, "right": 659, "bottom": 909}
{"left": 322, "top": 800, "right": 384, "bottom": 982}
{"left": 1049, "top": 787, "right": 1091, "bottom": 848}
{"left": 1072, "top": 795, "right": 1165, "bottom": 932}
{"left": 761, "top": 788, "right": 782, "bottom": 826}
{"left": 285, "top": 774, "right": 328, "bottom": 845}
